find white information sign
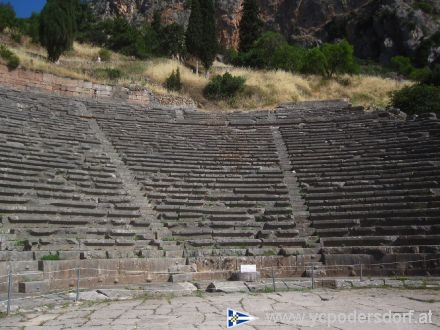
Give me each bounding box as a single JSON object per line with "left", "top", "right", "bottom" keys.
{"left": 240, "top": 264, "right": 257, "bottom": 273}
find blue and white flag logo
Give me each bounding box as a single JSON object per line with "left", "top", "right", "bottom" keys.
{"left": 227, "top": 308, "right": 258, "bottom": 328}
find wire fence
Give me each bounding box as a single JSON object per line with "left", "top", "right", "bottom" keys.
{"left": 0, "top": 257, "right": 439, "bottom": 316}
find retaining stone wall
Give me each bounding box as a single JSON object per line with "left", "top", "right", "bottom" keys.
{"left": 0, "top": 64, "right": 150, "bottom": 103}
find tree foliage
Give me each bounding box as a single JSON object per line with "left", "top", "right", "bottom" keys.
{"left": 235, "top": 32, "right": 359, "bottom": 78}
{"left": 186, "top": 0, "right": 217, "bottom": 70}
{"left": 39, "top": 0, "right": 77, "bottom": 62}
{"left": 0, "top": 43, "right": 20, "bottom": 70}
{"left": 0, "top": 2, "right": 16, "bottom": 32}
{"left": 422, "top": 65, "right": 440, "bottom": 86}
{"left": 391, "top": 84, "right": 440, "bottom": 115}
{"left": 159, "top": 23, "right": 186, "bottom": 58}
{"left": 186, "top": 0, "right": 203, "bottom": 60}
{"left": 239, "top": 0, "right": 263, "bottom": 52}
{"left": 21, "top": 12, "right": 40, "bottom": 43}
{"left": 165, "top": 68, "right": 183, "bottom": 91}
{"left": 74, "top": 0, "right": 97, "bottom": 42}
{"left": 103, "top": 18, "right": 149, "bottom": 59}
{"left": 203, "top": 72, "right": 246, "bottom": 100}
{"left": 320, "top": 40, "right": 359, "bottom": 78}
{"left": 199, "top": 0, "right": 217, "bottom": 70}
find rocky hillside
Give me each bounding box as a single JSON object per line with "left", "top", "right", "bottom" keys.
{"left": 87, "top": 0, "right": 440, "bottom": 64}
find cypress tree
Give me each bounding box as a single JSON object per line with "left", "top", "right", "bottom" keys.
{"left": 39, "top": 0, "right": 76, "bottom": 62}
{"left": 199, "top": 0, "right": 217, "bottom": 71}
{"left": 186, "top": 0, "right": 217, "bottom": 72}
{"left": 239, "top": 0, "right": 263, "bottom": 52}
{"left": 186, "top": 0, "right": 203, "bottom": 60}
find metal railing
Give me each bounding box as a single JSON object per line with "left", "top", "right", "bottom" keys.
{"left": 0, "top": 257, "right": 439, "bottom": 316}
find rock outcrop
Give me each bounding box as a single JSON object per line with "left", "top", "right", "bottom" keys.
{"left": 86, "top": 0, "right": 440, "bottom": 63}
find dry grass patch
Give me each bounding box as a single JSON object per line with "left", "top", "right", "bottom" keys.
{"left": 143, "top": 58, "right": 208, "bottom": 100}
{"left": 5, "top": 39, "right": 409, "bottom": 110}
{"left": 224, "top": 68, "right": 312, "bottom": 109}
{"left": 306, "top": 75, "right": 412, "bottom": 108}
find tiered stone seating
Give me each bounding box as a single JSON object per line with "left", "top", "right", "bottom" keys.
{"left": 95, "top": 116, "right": 301, "bottom": 256}
{"left": 280, "top": 108, "right": 440, "bottom": 270}
{"left": 0, "top": 88, "right": 158, "bottom": 261}
{"left": 1, "top": 84, "right": 438, "bottom": 279}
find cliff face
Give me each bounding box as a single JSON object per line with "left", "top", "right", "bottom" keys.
{"left": 87, "top": 0, "right": 440, "bottom": 63}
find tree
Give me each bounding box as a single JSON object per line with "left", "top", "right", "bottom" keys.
{"left": 152, "top": 10, "right": 162, "bottom": 34}
{"left": 23, "top": 12, "right": 40, "bottom": 43}
{"left": 239, "top": 0, "right": 263, "bottom": 52}
{"left": 301, "top": 47, "right": 327, "bottom": 75}
{"left": 75, "top": 0, "right": 97, "bottom": 41}
{"left": 239, "top": 31, "right": 287, "bottom": 69}
{"left": 199, "top": 0, "right": 217, "bottom": 71}
{"left": 186, "top": 0, "right": 203, "bottom": 71}
{"left": 186, "top": 0, "right": 217, "bottom": 72}
{"left": 0, "top": 2, "right": 16, "bottom": 32}
{"left": 320, "top": 40, "right": 359, "bottom": 78}
{"left": 160, "top": 23, "right": 186, "bottom": 58}
{"left": 39, "top": 0, "right": 76, "bottom": 62}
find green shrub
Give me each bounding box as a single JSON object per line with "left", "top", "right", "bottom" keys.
{"left": 106, "top": 68, "right": 121, "bottom": 80}
{"left": 11, "top": 30, "right": 22, "bottom": 43}
{"left": 203, "top": 72, "right": 246, "bottom": 100}
{"left": 92, "top": 68, "right": 121, "bottom": 80}
{"left": 6, "top": 54, "right": 20, "bottom": 70}
{"left": 41, "top": 254, "right": 60, "bottom": 261}
{"left": 390, "top": 56, "right": 414, "bottom": 76}
{"left": 409, "top": 66, "right": 431, "bottom": 81}
{"left": 319, "top": 40, "right": 359, "bottom": 78}
{"left": 0, "top": 44, "right": 20, "bottom": 70}
{"left": 422, "top": 65, "right": 440, "bottom": 86}
{"left": 15, "top": 239, "right": 26, "bottom": 246}
{"left": 272, "top": 44, "right": 306, "bottom": 73}
{"left": 414, "top": 1, "right": 435, "bottom": 14}
{"left": 222, "top": 48, "right": 239, "bottom": 64}
{"left": 391, "top": 84, "right": 440, "bottom": 115}
{"left": 165, "top": 68, "right": 182, "bottom": 92}
{"left": 98, "top": 48, "right": 111, "bottom": 62}
{"left": 301, "top": 47, "right": 327, "bottom": 76}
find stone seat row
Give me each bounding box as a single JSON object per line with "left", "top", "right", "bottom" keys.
{"left": 0, "top": 92, "right": 161, "bottom": 257}
{"left": 95, "top": 117, "right": 297, "bottom": 249}
{"left": 280, "top": 112, "right": 439, "bottom": 261}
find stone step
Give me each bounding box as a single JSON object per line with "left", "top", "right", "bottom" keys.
{"left": 18, "top": 279, "right": 50, "bottom": 294}
{"left": 321, "top": 236, "right": 398, "bottom": 247}
{"left": 0, "top": 251, "right": 35, "bottom": 262}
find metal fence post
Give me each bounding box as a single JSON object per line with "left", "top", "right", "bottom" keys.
{"left": 423, "top": 255, "right": 427, "bottom": 273}
{"left": 7, "top": 270, "right": 12, "bottom": 315}
{"left": 311, "top": 265, "right": 315, "bottom": 289}
{"left": 271, "top": 267, "right": 276, "bottom": 292}
{"left": 75, "top": 268, "right": 80, "bottom": 302}
{"left": 360, "top": 263, "right": 363, "bottom": 281}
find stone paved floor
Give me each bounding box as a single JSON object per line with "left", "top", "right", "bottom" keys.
{"left": 1, "top": 288, "right": 439, "bottom": 329}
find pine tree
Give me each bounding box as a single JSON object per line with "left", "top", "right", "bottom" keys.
{"left": 239, "top": 0, "right": 263, "bottom": 52}
{"left": 199, "top": 0, "right": 217, "bottom": 71}
{"left": 39, "top": 0, "right": 77, "bottom": 62}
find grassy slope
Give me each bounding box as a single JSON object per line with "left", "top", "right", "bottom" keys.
{"left": 3, "top": 36, "right": 410, "bottom": 111}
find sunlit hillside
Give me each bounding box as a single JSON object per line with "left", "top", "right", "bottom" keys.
{"left": 2, "top": 37, "right": 410, "bottom": 110}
